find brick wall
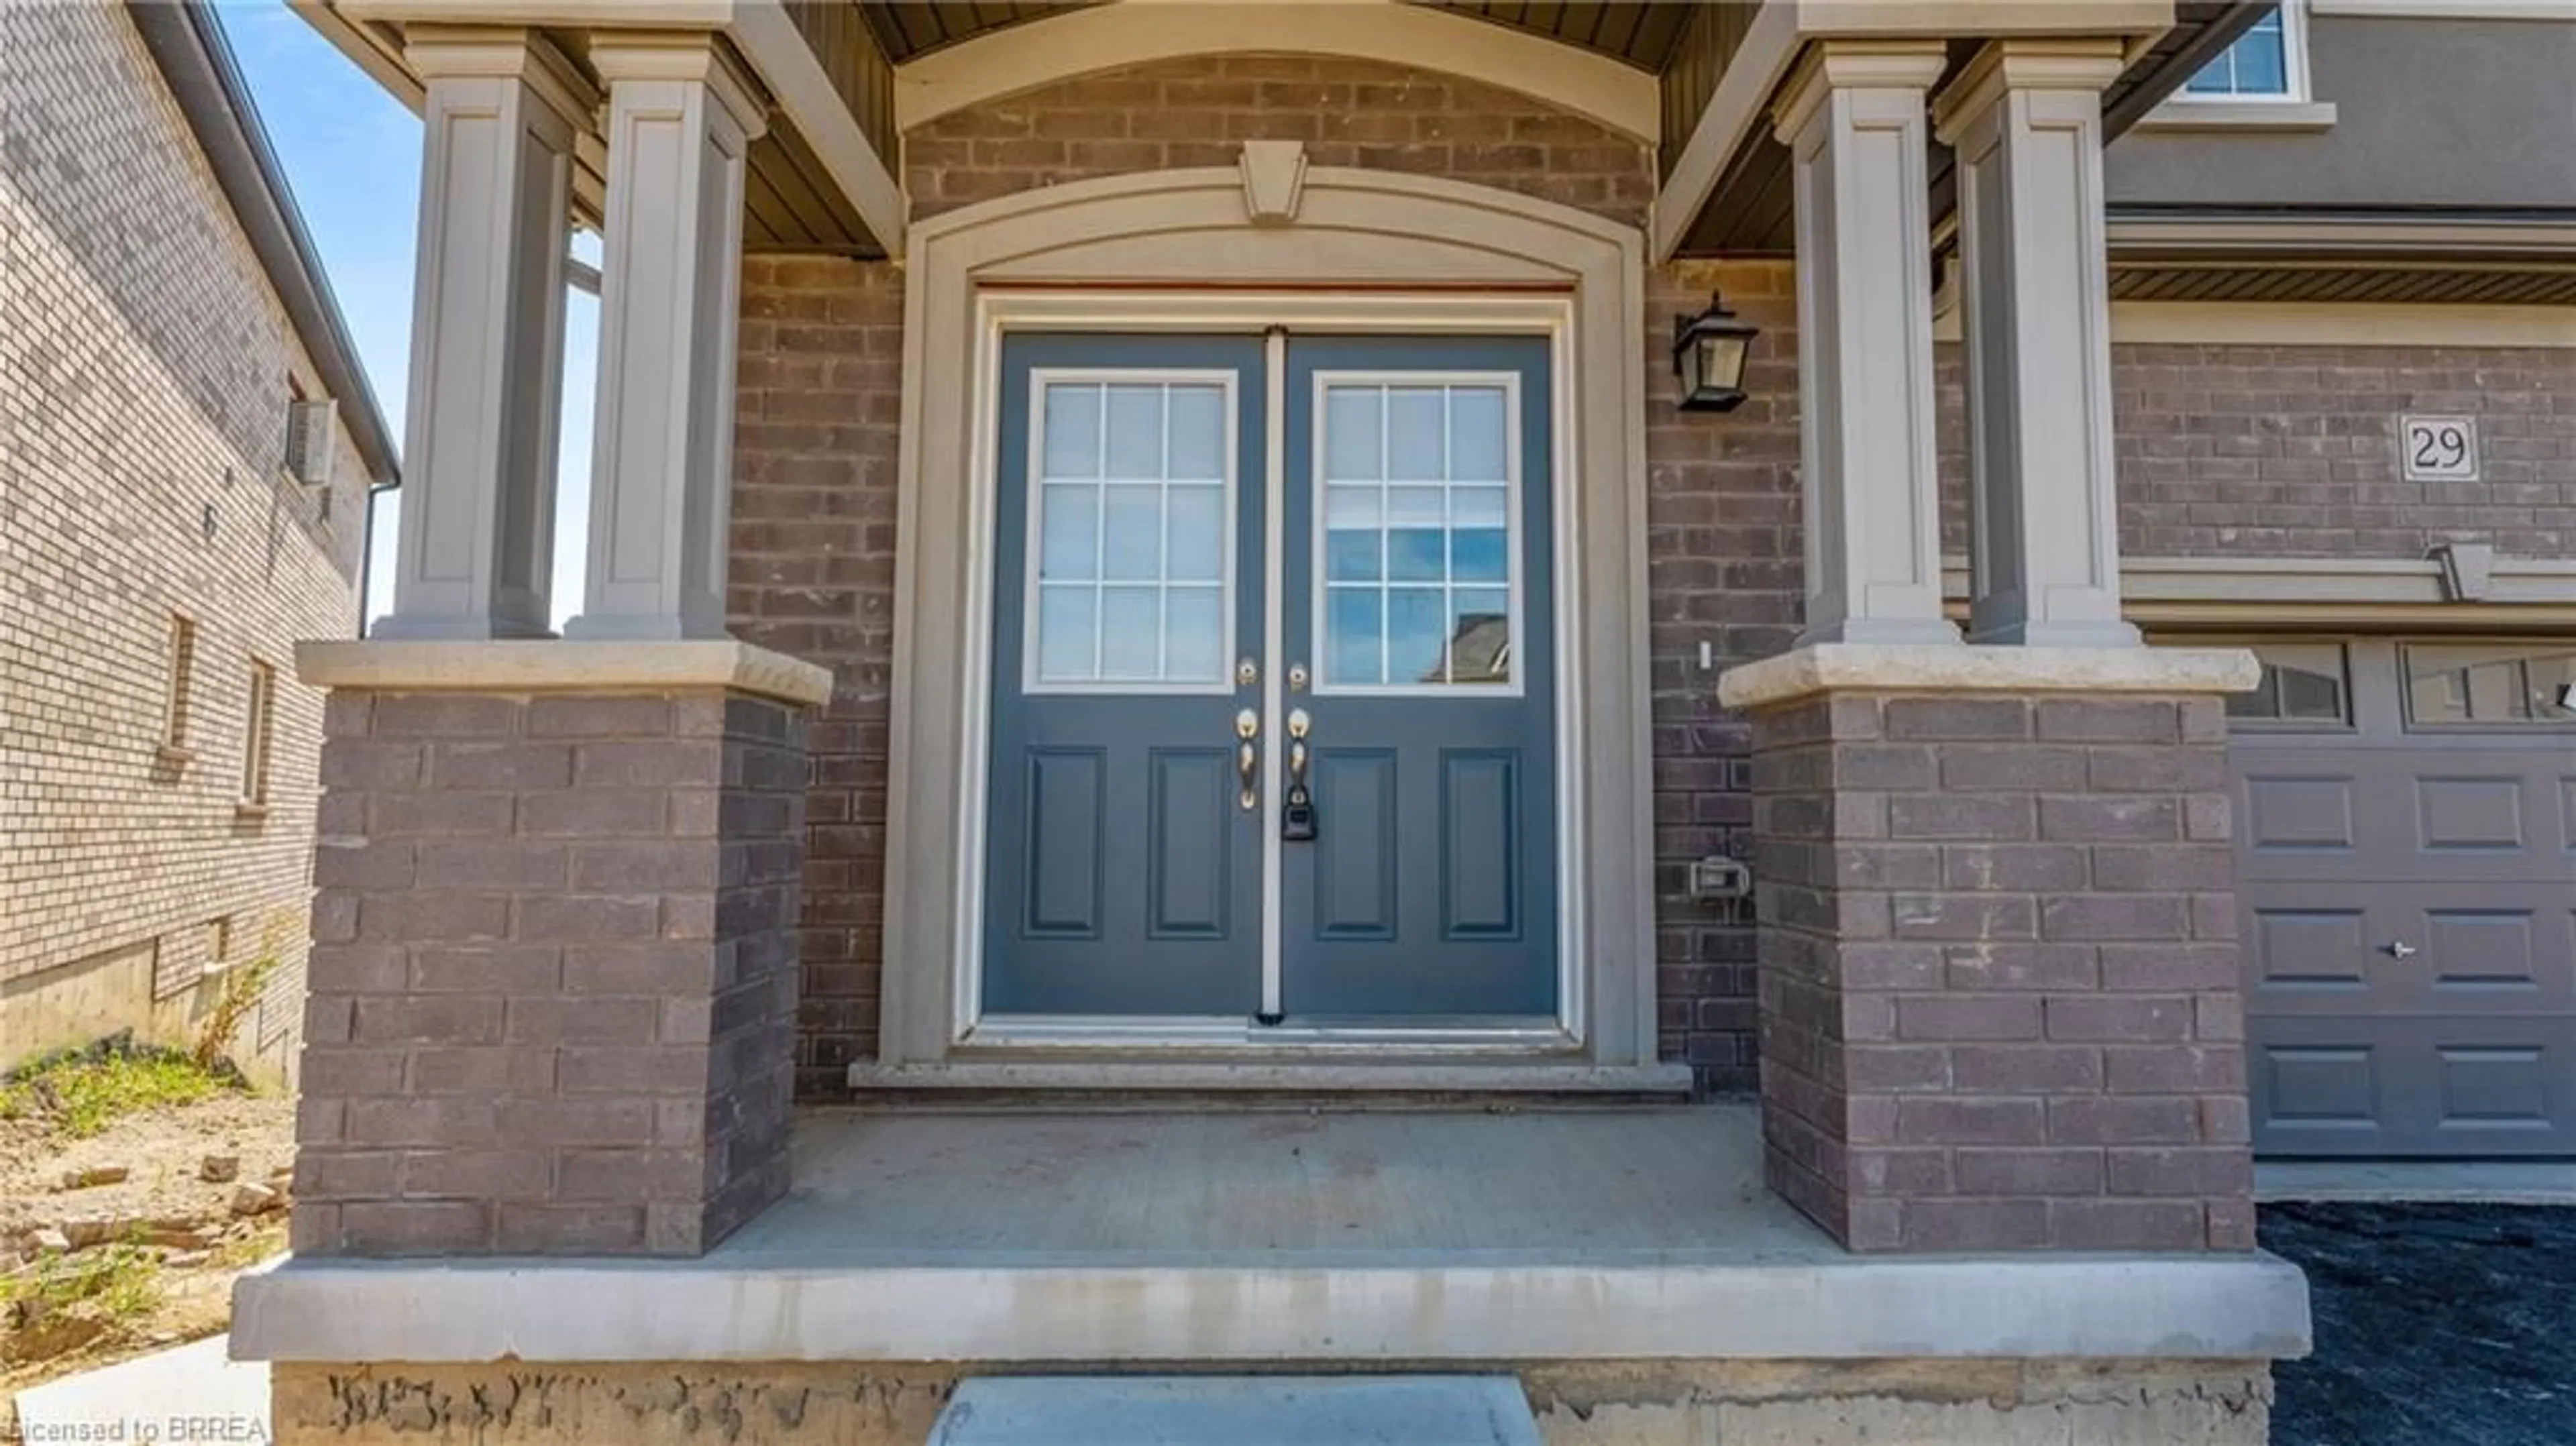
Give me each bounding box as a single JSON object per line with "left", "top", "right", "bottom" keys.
{"left": 0, "top": 5, "right": 370, "bottom": 1080}
{"left": 735, "top": 52, "right": 2570, "bottom": 1101}
{"left": 1935, "top": 341, "right": 2576, "bottom": 560}
{"left": 2111, "top": 342, "right": 2576, "bottom": 559}
{"left": 1750, "top": 691, "right": 2254, "bottom": 1252}
{"left": 728, "top": 257, "right": 903, "bottom": 1097}
{"left": 902, "top": 55, "right": 1656, "bottom": 228}
{"left": 294, "top": 689, "right": 805, "bottom": 1256}
{"left": 726, "top": 55, "right": 1803, "bottom": 1095}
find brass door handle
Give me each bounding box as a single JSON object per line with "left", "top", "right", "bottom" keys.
{"left": 1235, "top": 710, "right": 1260, "bottom": 810}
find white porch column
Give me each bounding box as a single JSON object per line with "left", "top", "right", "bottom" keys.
{"left": 377, "top": 30, "right": 591, "bottom": 641}
{"left": 1772, "top": 43, "right": 1957, "bottom": 649}
{"left": 1934, "top": 40, "right": 2141, "bottom": 647}
{"left": 563, "top": 35, "right": 766, "bottom": 642}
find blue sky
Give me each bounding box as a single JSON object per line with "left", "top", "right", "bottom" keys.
{"left": 215, "top": 1, "right": 598, "bottom": 630}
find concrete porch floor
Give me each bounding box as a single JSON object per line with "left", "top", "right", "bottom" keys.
{"left": 235, "top": 1103, "right": 2308, "bottom": 1367}
{"left": 739, "top": 1103, "right": 1822, "bottom": 1261}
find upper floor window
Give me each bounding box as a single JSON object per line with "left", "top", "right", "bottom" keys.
{"left": 2182, "top": 3, "right": 2308, "bottom": 101}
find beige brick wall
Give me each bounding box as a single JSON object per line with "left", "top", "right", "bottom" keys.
{"left": 0, "top": 5, "right": 370, "bottom": 1082}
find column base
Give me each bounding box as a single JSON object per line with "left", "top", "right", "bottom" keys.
{"left": 290, "top": 639, "right": 830, "bottom": 1258}
{"left": 1725, "top": 643, "right": 2263, "bottom": 1253}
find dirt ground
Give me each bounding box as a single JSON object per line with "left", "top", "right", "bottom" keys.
{"left": 0, "top": 1088, "right": 294, "bottom": 1398}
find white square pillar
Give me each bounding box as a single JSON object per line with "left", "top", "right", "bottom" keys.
{"left": 376, "top": 30, "right": 592, "bottom": 641}
{"left": 1935, "top": 40, "right": 2141, "bottom": 648}
{"left": 1772, "top": 43, "right": 1959, "bottom": 649}
{"left": 564, "top": 35, "right": 766, "bottom": 643}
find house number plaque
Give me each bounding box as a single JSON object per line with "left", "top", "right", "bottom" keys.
{"left": 2400, "top": 415, "right": 2479, "bottom": 483}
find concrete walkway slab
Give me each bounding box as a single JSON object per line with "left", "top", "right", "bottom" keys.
{"left": 13, "top": 1335, "right": 268, "bottom": 1443}
{"left": 931, "top": 1375, "right": 1542, "bottom": 1446}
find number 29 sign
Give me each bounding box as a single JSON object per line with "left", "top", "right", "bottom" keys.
{"left": 2400, "top": 415, "right": 2479, "bottom": 483}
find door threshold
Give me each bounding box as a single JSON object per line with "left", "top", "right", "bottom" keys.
{"left": 846, "top": 1059, "right": 1697, "bottom": 1096}
{"left": 959, "top": 1013, "right": 1576, "bottom": 1050}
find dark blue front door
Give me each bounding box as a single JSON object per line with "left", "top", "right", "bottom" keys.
{"left": 1278, "top": 337, "right": 1559, "bottom": 1019}
{"left": 982, "top": 332, "right": 1558, "bottom": 1024}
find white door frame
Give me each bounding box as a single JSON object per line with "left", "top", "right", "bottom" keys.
{"left": 871, "top": 163, "right": 1668, "bottom": 1087}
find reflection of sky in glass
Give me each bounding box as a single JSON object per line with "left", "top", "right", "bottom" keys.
{"left": 2186, "top": 12, "right": 2287, "bottom": 95}
{"left": 1320, "top": 384, "right": 1515, "bottom": 687}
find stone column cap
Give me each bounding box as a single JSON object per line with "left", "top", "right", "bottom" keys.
{"left": 297, "top": 639, "right": 835, "bottom": 707}
{"left": 1717, "top": 643, "right": 2259, "bottom": 711}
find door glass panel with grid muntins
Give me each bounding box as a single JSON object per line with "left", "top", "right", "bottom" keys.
{"left": 1320, "top": 383, "right": 1516, "bottom": 689}
{"left": 1032, "top": 381, "right": 1230, "bottom": 687}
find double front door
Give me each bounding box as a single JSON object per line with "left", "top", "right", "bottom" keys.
{"left": 981, "top": 333, "right": 1560, "bottom": 1027}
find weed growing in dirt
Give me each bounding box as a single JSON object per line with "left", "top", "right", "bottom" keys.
{"left": 1, "top": 1243, "right": 163, "bottom": 1327}
{"left": 0, "top": 1035, "right": 245, "bottom": 1138}
{"left": 193, "top": 954, "right": 279, "bottom": 1071}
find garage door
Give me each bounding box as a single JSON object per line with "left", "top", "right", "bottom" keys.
{"left": 2229, "top": 639, "right": 2576, "bottom": 1158}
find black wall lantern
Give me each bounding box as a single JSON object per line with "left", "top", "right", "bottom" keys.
{"left": 1672, "top": 291, "right": 1759, "bottom": 413}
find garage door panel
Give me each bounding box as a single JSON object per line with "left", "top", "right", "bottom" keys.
{"left": 2235, "top": 748, "right": 2571, "bottom": 883}
{"left": 2245, "top": 903, "right": 2371, "bottom": 999}
{"left": 2226, "top": 638, "right": 2575, "bottom": 1158}
{"left": 2399, "top": 886, "right": 2575, "bottom": 1010}
{"left": 2239, "top": 771, "right": 2362, "bottom": 854}
{"left": 2414, "top": 775, "right": 2532, "bottom": 853}
{"left": 2252, "top": 1015, "right": 2576, "bottom": 1157}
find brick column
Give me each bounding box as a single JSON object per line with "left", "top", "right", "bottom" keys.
{"left": 289, "top": 642, "right": 832, "bottom": 1257}
{"left": 1723, "top": 645, "right": 2262, "bottom": 1254}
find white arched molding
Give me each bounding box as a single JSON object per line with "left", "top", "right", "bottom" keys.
{"left": 876, "top": 166, "right": 1669, "bottom": 1089}
{"left": 892, "top": 1, "right": 1660, "bottom": 145}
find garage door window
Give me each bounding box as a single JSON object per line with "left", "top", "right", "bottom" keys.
{"left": 2226, "top": 642, "right": 2350, "bottom": 728}
{"left": 2402, "top": 644, "right": 2576, "bottom": 728}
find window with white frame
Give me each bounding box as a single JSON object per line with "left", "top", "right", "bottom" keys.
{"left": 2182, "top": 3, "right": 2308, "bottom": 101}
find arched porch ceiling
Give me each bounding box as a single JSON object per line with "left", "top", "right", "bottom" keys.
{"left": 860, "top": 2, "right": 1699, "bottom": 70}
{"left": 886, "top": 1, "right": 1668, "bottom": 144}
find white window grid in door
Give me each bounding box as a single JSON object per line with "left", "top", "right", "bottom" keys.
{"left": 1022, "top": 369, "right": 1240, "bottom": 696}
{"left": 1311, "top": 372, "right": 1525, "bottom": 698}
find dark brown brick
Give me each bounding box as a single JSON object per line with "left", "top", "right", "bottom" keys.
{"left": 2033, "top": 699, "right": 2178, "bottom": 743}
{"left": 1955, "top": 1148, "right": 2104, "bottom": 1197}
{"left": 1896, "top": 1097, "right": 2046, "bottom": 1146}
{"left": 2049, "top": 1198, "right": 2206, "bottom": 1251}
{"left": 1902, "top": 1197, "right": 2051, "bottom": 1250}
{"left": 1950, "top": 1044, "right": 2104, "bottom": 1093}
{"left": 1889, "top": 795, "right": 2036, "bottom": 842}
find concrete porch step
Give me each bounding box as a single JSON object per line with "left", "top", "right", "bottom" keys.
{"left": 930, "top": 1376, "right": 1542, "bottom": 1446}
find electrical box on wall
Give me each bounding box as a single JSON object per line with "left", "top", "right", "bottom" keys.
{"left": 1688, "top": 856, "right": 1752, "bottom": 903}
